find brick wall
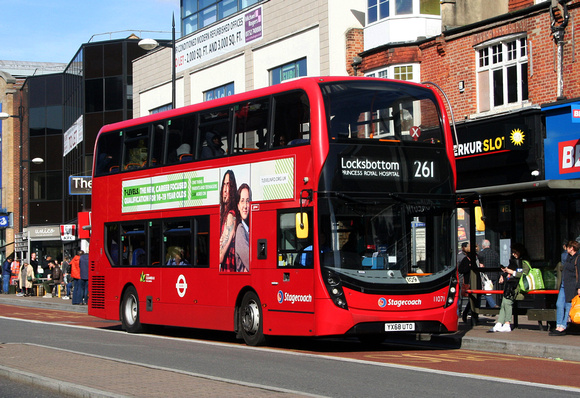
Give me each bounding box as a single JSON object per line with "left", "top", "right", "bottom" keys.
{"left": 418, "top": 2, "right": 580, "bottom": 119}
{"left": 346, "top": 28, "right": 364, "bottom": 75}
{"left": 509, "top": 0, "right": 534, "bottom": 12}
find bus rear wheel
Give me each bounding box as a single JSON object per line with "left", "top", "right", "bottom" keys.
{"left": 121, "top": 286, "right": 143, "bottom": 333}
{"left": 239, "top": 291, "right": 266, "bottom": 346}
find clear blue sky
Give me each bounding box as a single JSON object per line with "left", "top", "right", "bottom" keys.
{"left": 0, "top": 0, "right": 180, "bottom": 63}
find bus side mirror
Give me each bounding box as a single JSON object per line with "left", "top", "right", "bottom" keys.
{"left": 296, "top": 213, "right": 309, "bottom": 239}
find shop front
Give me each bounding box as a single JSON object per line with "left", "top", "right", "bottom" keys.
{"left": 454, "top": 107, "right": 580, "bottom": 271}
{"left": 28, "top": 225, "right": 67, "bottom": 264}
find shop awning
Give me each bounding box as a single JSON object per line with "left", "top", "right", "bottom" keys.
{"left": 457, "top": 179, "right": 580, "bottom": 196}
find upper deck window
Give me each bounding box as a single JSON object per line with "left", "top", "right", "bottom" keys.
{"left": 321, "top": 80, "right": 443, "bottom": 145}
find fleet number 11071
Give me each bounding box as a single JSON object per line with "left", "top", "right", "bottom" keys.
{"left": 414, "top": 161, "right": 435, "bottom": 178}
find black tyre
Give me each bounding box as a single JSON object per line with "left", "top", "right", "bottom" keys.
{"left": 239, "top": 291, "right": 266, "bottom": 346}
{"left": 121, "top": 286, "right": 143, "bottom": 333}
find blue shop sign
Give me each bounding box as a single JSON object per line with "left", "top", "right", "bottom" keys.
{"left": 0, "top": 215, "right": 9, "bottom": 228}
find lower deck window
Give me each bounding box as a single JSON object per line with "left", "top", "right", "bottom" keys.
{"left": 105, "top": 215, "right": 209, "bottom": 267}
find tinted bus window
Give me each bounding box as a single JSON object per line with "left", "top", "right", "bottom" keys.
{"left": 277, "top": 209, "right": 313, "bottom": 268}
{"left": 322, "top": 81, "right": 443, "bottom": 144}
{"left": 105, "top": 223, "right": 120, "bottom": 265}
{"left": 166, "top": 115, "right": 197, "bottom": 164}
{"left": 121, "top": 223, "right": 146, "bottom": 266}
{"left": 150, "top": 122, "right": 165, "bottom": 167}
{"left": 149, "top": 221, "right": 163, "bottom": 266}
{"left": 95, "top": 131, "right": 122, "bottom": 176}
{"left": 272, "top": 91, "right": 310, "bottom": 147}
{"left": 195, "top": 216, "right": 209, "bottom": 267}
{"left": 199, "top": 108, "right": 230, "bottom": 158}
{"left": 123, "top": 126, "right": 149, "bottom": 170}
{"left": 164, "top": 219, "right": 192, "bottom": 266}
{"left": 233, "top": 97, "right": 270, "bottom": 154}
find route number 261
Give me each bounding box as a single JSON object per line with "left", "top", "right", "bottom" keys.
{"left": 413, "top": 161, "right": 435, "bottom": 178}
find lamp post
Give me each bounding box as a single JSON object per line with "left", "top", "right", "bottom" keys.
{"left": 0, "top": 109, "right": 44, "bottom": 236}
{"left": 138, "top": 13, "right": 176, "bottom": 109}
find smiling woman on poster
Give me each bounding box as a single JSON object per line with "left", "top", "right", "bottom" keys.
{"left": 235, "top": 184, "right": 251, "bottom": 272}
{"left": 219, "top": 170, "right": 238, "bottom": 272}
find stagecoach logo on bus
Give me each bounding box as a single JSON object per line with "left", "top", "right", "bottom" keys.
{"left": 341, "top": 157, "right": 401, "bottom": 179}
{"left": 378, "top": 297, "right": 422, "bottom": 308}
{"left": 176, "top": 275, "right": 188, "bottom": 298}
{"left": 277, "top": 290, "right": 313, "bottom": 304}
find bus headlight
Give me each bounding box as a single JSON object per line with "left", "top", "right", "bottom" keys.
{"left": 324, "top": 270, "right": 348, "bottom": 310}
{"left": 444, "top": 276, "right": 458, "bottom": 308}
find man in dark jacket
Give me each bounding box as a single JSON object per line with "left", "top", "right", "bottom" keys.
{"left": 201, "top": 132, "right": 225, "bottom": 159}
{"left": 79, "top": 252, "right": 89, "bottom": 305}
{"left": 2, "top": 255, "right": 14, "bottom": 294}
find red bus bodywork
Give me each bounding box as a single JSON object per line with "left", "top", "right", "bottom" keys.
{"left": 88, "top": 77, "right": 459, "bottom": 345}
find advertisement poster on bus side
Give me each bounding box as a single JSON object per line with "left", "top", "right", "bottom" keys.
{"left": 121, "top": 158, "right": 294, "bottom": 213}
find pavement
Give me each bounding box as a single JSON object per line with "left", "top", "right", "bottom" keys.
{"left": 1, "top": 293, "right": 580, "bottom": 397}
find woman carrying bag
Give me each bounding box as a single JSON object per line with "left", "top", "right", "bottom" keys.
{"left": 550, "top": 240, "right": 580, "bottom": 336}
{"left": 489, "top": 243, "right": 530, "bottom": 333}
{"left": 18, "top": 262, "right": 35, "bottom": 297}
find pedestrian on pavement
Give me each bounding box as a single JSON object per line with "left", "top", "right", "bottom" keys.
{"left": 18, "top": 262, "right": 35, "bottom": 297}
{"left": 478, "top": 239, "right": 501, "bottom": 309}
{"left": 71, "top": 250, "right": 82, "bottom": 305}
{"left": 489, "top": 242, "right": 530, "bottom": 333}
{"left": 2, "top": 255, "right": 14, "bottom": 294}
{"left": 29, "top": 252, "right": 40, "bottom": 278}
{"left": 79, "top": 251, "right": 89, "bottom": 305}
{"left": 61, "top": 255, "right": 72, "bottom": 299}
{"left": 43, "top": 261, "right": 63, "bottom": 298}
{"left": 41, "top": 255, "right": 53, "bottom": 279}
{"left": 551, "top": 240, "right": 580, "bottom": 336}
{"left": 458, "top": 242, "right": 479, "bottom": 324}
{"left": 10, "top": 258, "right": 20, "bottom": 291}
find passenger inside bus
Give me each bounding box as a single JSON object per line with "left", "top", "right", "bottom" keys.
{"left": 166, "top": 246, "right": 190, "bottom": 266}
{"left": 125, "top": 139, "right": 148, "bottom": 169}
{"left": 176, "top": 143, "right": 193, "bottom": 162}
{"left": 201, "top": 132, "right": 225, "bottom": 158}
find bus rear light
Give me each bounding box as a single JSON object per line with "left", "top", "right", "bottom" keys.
{"left": 324, "top": 270, "right": 348, "bottom": 310}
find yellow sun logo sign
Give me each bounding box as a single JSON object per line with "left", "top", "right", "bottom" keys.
{"left": 510, "top": 128, "right": 525, "bottom": 146}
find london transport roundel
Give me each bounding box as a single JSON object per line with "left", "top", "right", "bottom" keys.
{"left": 176, "top": 275, "right": 188, "bottom": 297}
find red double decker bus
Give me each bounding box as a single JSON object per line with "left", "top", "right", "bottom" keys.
{"left": 88, "top": 76, "right": 458, "bottom": 345}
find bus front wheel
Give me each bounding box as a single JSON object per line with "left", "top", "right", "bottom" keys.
{"left": 121, "top": 286, "right": 143, "bottom": 333}
{"left": 239, "top": 291, "right": 266, "bottom": 346}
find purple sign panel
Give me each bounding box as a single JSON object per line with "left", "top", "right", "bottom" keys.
{"left": 245, "top": 7, "right": 262, "bottom": 43}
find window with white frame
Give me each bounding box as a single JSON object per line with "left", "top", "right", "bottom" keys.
{"left": 476, "top": 35, "right": 528, "bottom": 112}
{"left": 365, "top": 64, "right": 419, "bottom": 82}
{"left": 367, "top": 0, "right": 440, "bottom": 24}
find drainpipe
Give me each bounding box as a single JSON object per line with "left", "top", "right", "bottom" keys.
{"left": 550, "top": 0, "right": 570, "bottom": 100}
